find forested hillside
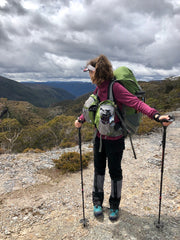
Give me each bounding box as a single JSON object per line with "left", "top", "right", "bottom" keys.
{"left": 0, "top": 78, "right": 179, "bottom": 153}
{"left": 0, "top": 76, "right": 75, "bottom": 107}
{"left": 55, "top": 77, "right": 180, "bottom": 116}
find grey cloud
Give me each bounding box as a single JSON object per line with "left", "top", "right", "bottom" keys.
{"left": 0, "top": 0, "right": 179, "bottom": 82}
{"left": 28, "top": 12, "right": 56, "bottom": 33}
{"left": 39, "top": 0, "right": 69, "bottom": 7}
{"left": 115, "top": 0, "right": 174, "bottom": 16}
{"left": 0, "top": 0, "right": 27, "bottom": 15}
{"left": 145, "top": 40, "right": 180, "bottom": 69}
{"left": 0, "top": 25, "right": 10, "bottom": 44}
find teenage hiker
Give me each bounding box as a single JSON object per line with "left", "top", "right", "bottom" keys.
{"left": 74, "top": 54, "right": 172, "bottom": 221}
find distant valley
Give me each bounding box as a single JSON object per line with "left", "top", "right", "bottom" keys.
{"left": 23, "top": 81, "right": 96, "bottom": 97}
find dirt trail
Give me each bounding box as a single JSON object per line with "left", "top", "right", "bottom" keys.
{"left": 0, "top": 111, "right": 179, "bottom": 240}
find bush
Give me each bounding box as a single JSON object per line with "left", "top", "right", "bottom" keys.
{"left": 23, "top": 148, "right": 45, "bottom": 153}
{"left": 0, "top": 118, "right": 22, "bottom": 133}
{"left": 14, "top": 125, "right": 58, "bottom": 152}
{"left": 0, "top": 148, "right": 5, "bottom": 154}
{"left": 59, "top": 141, "right": 76, "bottom": 148}
{"left": 137, "top": 115, "right": 160, "bottom": 134}
{"left": 53, "top": 151, "right": 93, "bottom": 173}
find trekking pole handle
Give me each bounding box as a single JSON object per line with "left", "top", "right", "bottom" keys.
{"left": 159, "top": 115, "right": 175, "bottom": 123}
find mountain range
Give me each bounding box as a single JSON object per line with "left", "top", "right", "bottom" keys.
{"left": 23, "top": 81, "right": 96, "bottom": 97}
{"left": 0, "top": 76, "right": 75, "bottom": 107}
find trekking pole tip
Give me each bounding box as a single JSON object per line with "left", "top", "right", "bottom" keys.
{"left": 80, "top": 218, "right": 89, "bottom": 227}
{"left": 154, "top": 220, "right": 164, "bottom": 229}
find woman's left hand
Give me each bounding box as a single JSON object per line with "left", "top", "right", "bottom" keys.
{"left": 159, "top": 115, "right": 174, "bottom": 127}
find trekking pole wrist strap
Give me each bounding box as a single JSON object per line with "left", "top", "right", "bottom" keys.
{"left": 78, "top": 117, "right": 83, "bottom": 123}
{"left": 153, "top": 113, "right": 161, "bottom": 122}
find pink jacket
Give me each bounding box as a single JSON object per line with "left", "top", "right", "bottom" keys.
{"left": 79, "top": 80, "right": 158, "bottom": 140}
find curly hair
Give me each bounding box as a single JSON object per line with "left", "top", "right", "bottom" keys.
{"left": 86, "top": 54, "right": 114, "bottom": 86}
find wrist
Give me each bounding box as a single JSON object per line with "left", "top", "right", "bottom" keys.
{"left": 77, "top": 117, "right": 84, "bottom": 124}
{"left": 153, "top": 113, "right": 161, "bottom": 122}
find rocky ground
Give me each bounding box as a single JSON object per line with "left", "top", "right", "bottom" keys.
{"left": 0, "top": 111, "right": 179, "bottom": 240}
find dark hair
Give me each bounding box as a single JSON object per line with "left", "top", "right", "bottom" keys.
{"left": 87, "top": 54, "right": 113, "bottom": 86}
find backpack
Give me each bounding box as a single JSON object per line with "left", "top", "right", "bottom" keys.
{"left": 83, "top": 66, "right": 145, "bottom": 137}
{"left": 112, "top": 66, "right": 145, "bottom": 135}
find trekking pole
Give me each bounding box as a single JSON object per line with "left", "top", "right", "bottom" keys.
{"left": 155, "top": 117, "right": 174, "bottom": 229}
{"left": 78, "top": 128, "right": 89, "bottom": 227}
{"left": 155, "top": 125, "right": 167, "bottom": 229}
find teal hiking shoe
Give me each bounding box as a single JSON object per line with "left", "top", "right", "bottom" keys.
{"left": 93, "top": 205, "right": 103, "bottom": 217}
{"left": 109, "top": 209, "right": 119, "bottom": 221}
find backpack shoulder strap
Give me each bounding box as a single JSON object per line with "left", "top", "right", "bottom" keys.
{"left": 108, "top": 78, "right": 117, "bottom": 102}
{"left": 93, "top": 87, "right": 100, "bottom": 102}
{"left": 108, "top": 80, "right": 129, "bottom": 132}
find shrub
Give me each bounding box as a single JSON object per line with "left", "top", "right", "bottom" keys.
{"left": 0, "top": 118, "right": 22, "bottom": 133}
{"left": 23, "top": 148, "right": 44, "bottom": 153}
{"left": 53, "top": 151, "right": 93, "bottom": 173}
{"left": 137, "top": 115, "right": 160, "bottom": 135}
{"left": 0, "top": 148, "right": 5, "bottom": 154}
{"left": 59, "top": 141, "right": 76, "bottom": 148}
{"left": 14, "top": 125, "right": 58, "bottom": 152}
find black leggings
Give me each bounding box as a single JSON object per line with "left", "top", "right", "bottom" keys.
{"left": 93, "top": 136, "right": 125, "bottom": 180}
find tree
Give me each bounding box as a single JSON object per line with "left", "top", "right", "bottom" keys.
{"left": 0, "top": 118, "right": 22, "bottom": 152}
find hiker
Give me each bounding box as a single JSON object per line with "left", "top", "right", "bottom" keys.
{"left": 74, "top": 54, "right": 172, "bottom": 221}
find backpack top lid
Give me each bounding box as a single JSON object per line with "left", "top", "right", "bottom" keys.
{"left": 113, "top": 66, "right": 137, "bottom": 82}
{"left": 113, "top": 66, "right": 140, "bottom": 95}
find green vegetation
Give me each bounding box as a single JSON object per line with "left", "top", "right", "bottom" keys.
{"left": 140, "top": 78, "right": 180, "bottom": 111}
{"left": 0, "top": 78, "right": 179, "bottom": 153}
{"left": 137, "top": 115, "right": 160, "bottom": 134}
{"left": 53, "top": 151, "right": 93, "bottom": 173}
{"left": 0, "top": 104, "right": 94, "bottom": 153}
{"left": 23, "top": 148, "right": 45, "bottom": 153}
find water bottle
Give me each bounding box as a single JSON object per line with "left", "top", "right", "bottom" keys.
{"left": 109, "top": 115, "right": 115, "bottom": 126}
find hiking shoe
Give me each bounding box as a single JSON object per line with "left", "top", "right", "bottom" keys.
{"left": 93, "top": 205, "right": 103, "bottom": 217}
{"left": 109, "top": 209, "right": 119, "bottom": 221}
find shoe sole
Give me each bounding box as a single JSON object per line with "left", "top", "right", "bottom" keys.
{"left": 109, "top": 212, "right": 119, "bottom": 221}
{"left": 109, "top": 216, "right": 119, "bottom": 221}
{"left": 94, "top": 212, "right": 103, "bottom": 217}
{"left": 94, "top": 208, "right": 103, "bottom": 217}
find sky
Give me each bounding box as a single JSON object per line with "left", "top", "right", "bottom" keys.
{"left": 0, "top": 0, "right": 180, "bottom": 83}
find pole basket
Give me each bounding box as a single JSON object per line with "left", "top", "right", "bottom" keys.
{"left": 154, "top": 220, "right": 164, "bottom": 229}
{"left": 80, "top": 218, "right": 89, "bottom": 227}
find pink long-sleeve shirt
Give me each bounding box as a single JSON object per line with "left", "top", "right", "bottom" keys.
{"left": 80, "top": 80, "right": 158, "bottom": 140}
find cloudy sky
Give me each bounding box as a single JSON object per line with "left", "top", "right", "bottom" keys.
{"left": 0, "top": 0, "right": 180, "bottom": 82}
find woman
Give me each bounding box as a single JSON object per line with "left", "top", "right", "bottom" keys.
{"left": 74, "top": 54, "right": 172, "bottom": 221}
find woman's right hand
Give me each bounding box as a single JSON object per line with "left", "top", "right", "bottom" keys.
{"left": 74, "top": 120, "right": 82, "bottom": 128}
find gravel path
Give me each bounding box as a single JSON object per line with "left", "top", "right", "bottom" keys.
{"left": 0, "top": 111, "right": 179, "bottom": 240}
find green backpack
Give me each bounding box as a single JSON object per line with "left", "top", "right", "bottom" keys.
{"left": 112, "top": 66, "right": 145, "bottom": 135}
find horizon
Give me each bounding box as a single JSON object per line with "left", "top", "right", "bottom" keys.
{"left": 1, "top": 74, "right": 180, "bottom": 84}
